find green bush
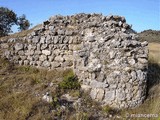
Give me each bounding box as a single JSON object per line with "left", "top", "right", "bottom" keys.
{"left": 102, "top": 105, "right": 113, "bottom": 114}
{"left": 59, "top": 70, "right": 80, "bottom": 89}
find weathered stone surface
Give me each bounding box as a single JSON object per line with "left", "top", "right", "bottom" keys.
{"left": 42, "top": 50, "right": 51, "bottom": 56}
{"left": 54, "top": 56, "right": 64, "bottom": 62}
{"left": 138, "top": 58, "right": 148, "bottom": 64}
{"left": 39, "top": 55, "right": 47, "bottom": 61}
{"left": 42, "top": 61, "right": 51, "bottom": 67}
{"left": 14, "top": 43, "right": 24, "bottom": 51}
{"left": 90, "top": 80, "right": 109, "bottom": 88}
{"left": 41, "top": 44, "right": 48, "bottom": 50}
{"left": 116, "top": 89, "right": 126, "bottom": 101}
{"left": 32, "top": 36, "right": 40, "bottom": 43}
{"left": 51, "top": 62, "right": 61, "bottom": 68}
{"left": 104, "top": 90, "right": 115, "bottom": 101}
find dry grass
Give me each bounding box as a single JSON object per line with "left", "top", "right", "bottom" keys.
{"left": 149, "top": 43, "right": 160, "bottom": 64}
{"left": 0, "top": 58, "right": 75, "bottom": 120}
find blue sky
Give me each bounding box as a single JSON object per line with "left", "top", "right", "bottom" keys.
{"left": 0, "top": 0, "right": 159, "bottom": 32}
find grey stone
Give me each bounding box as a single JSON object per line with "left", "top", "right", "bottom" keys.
{"left": 141, "top": 41, "right": 148, "bottom": 47}
{"left": 109, "top": 51, "right": 116, "bottom": 59}
{"left": 90, "top": 88, "right": 98, "bottom": 99}
{"left": 41, "top": 44, "right": 48, "bottom": 50}
{"left": 131, "top": 71, "right": 137, "bottom": 81}
{"left": 42, "top": 61, "right": 51, "bottom": 67}
{"left": 136, "top": 70, "right": 146, "bottom": 81}
{"left": 63, "top": 37, "right": 69, "bottom": 44}
{"left": 25, "top": 50, "right": 34, "bottom": 56}
{"left": 96, "top": 88, "right": 105, "bottom": 101}
{"left": 34, "top": 50, "right": 42, "bottom": 55}
{"left": 1, "top": 43, "right": 9, "bottom": 49}
{"left": 39, "top": 55, "right": 47, "bottom": 61}
{"left": 61, "top": 61, "right": 73, "bottom": 67}
{"left": 54, "top": 36, "right": 59, "bottom": 44}
{"left": 40, "top": 36, "right": 46, "bottom": 43}
{"left": 54, "top": 56, "right": 64, "bottom": 62}
{"left": 138, "top": 58, "right": 148, "bottom": 64}
{"left": 65, "top": 30, "right": 73, "bottom": 36}
{"left": 4, "top": 50, "right": 10, "bottom": 58}
{"left": 28, "top": 44, "right": 36, "bottom": 51}
{"left": 42, "top": 93, "right": 53, "bottom": 103}
{"left": 42, "top": 50, "right": 51, "bottom": 56}
{"left": 51, "top": 62, "right": 61, "bottom": 68}
{"left": 24, "top": 60, "right": 29, "bottom": 65}
{"left": 128, "top": 58, "right": 136, "bottom": 65}
{"left": 49, "top": 26, "right": 54, "bottom": 30}
{"left": 18, "top": 50, "right": 24, "bottom": 56}
{"left": 104, "top": 90, "right": 115, "bottom": 101}
{"left": 48, "top": 54, "right": 56, "bottom": 62}
{"left": 116, "top": 89, "right": 126, "bottom": 101}
{"left": 14, "top": 43, "right": 24, "bottom": 51}
{"left": 88, "top": 36, "right": 96, "bottom": 42}
{"left": 90, "top": 80, "right": 109, "bottom": 88}
{"left": 46, "top": 35, "right": 52, "bottom": 43}
{"left": 32, "top": 36, "right": 40, "bottom": 43}
{"left": 57, "top": 29, "right": 65, "bottom": 35}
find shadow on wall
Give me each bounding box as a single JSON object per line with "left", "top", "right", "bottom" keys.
{"left": 147, "top": 62, "right": 160, "bottom": 96}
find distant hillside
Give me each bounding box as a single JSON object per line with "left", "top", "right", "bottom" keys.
{"left": 138, "top": 30, "right": 160, "bottom": 43}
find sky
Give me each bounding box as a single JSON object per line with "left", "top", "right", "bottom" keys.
{"left": 0, "top": 0, "right": 160, "bottom": 32}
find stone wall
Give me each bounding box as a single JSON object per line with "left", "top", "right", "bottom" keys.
{"left": 0, "top": 13, "right": 148, "bottom": 108}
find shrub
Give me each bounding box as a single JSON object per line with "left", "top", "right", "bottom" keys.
{"left": 102, "top": 105, "right": 113, "bottom": 114}
{"left": 59, "top": 70, "right": 80, "bottom": 89}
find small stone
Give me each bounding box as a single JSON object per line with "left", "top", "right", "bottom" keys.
{"left": 128, "top": 58, "right": 136, "bottom": 65}
{"left": 39, "top": 55, "right": 47, "bottom": 61}
{"left": 81, "top": 85, "right": 91, "bottom": 91}
{"left": 41, "top": 44, "right": 48, "bottom": 50}
{"left": 40, "top": 36, "right": 46, "bottom": 43}
{"left": 131, "top": 71, "right": 137, "bottom": 81}
{"left": 42, "top": 93, "right": 53, "bottom": 103}
{"left": 54, "top": 56, "right": 64, "bottom": 62}
{"left": 42, "top": 61, "right": 51, "bottom": 67}
{"left": 32, "top": 36, "right": 40, "bottom": 43}
{"left": 141, "top": 41, "right": 148, "bottom": 47}
{"left": 104, "top": 90, "right": 115, "bottom": 101}
{"left": 42, "top": 50, "right": 51, "bottom": 56}
{"left": 138, "top": 58, "right": 148, "bottom": 64}
{"left": 88, "top": 36, "right": 96, "bottom": 42}
{"left": 51, "top": 62, "right": 61, "bottom": 68}
{"left": 57, "top": 29, "right": 65, "bottom": 35}
{"left": 116, "top": 89, "right": 126, "bottom": 101}
{"left": 14, "top": 43, "right": 23, "bottom": 51}
{"left": 109, "top": 51, "right": 116, "bottom": 59}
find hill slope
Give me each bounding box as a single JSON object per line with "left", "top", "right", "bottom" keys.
{"left": 138, "top": 30, "right": 160, "bottom": 43}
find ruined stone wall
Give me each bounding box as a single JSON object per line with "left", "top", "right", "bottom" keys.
{"left": 0, "top": 13, "right": 148, "bottom": 108}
